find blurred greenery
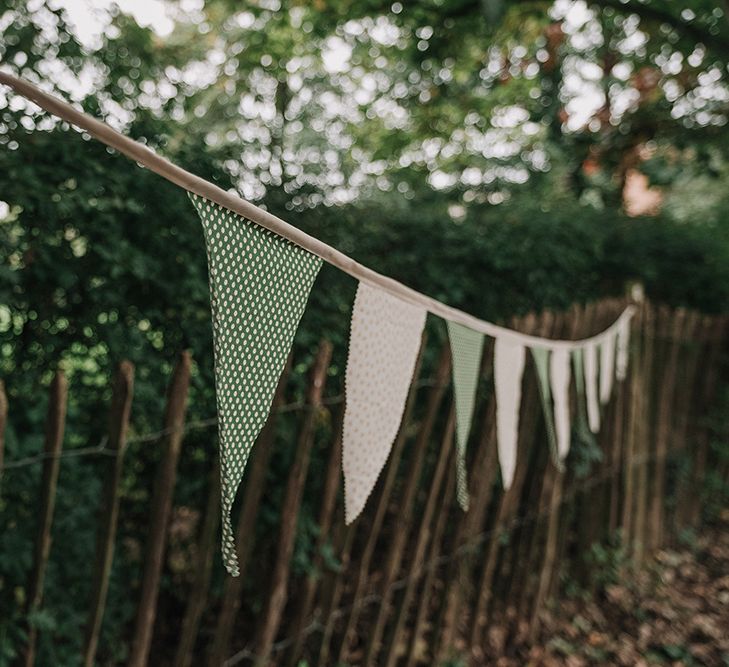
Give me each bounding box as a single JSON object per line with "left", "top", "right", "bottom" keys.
{"left": 0, "top": 0, "right": 728, "bottom": 664}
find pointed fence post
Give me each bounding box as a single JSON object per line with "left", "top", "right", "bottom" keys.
{"left": 329, "top": 333, "right": 428, "bottom": 666}
{"left": 0, "top": 379, "right": 7, "bottom": 484}
{"left": 648, "top": 307, "right": 684, "bottom": 552}
{"left": 172, "top": 457, "right": 220, "bottom": 667}
{"left": 382, "top": 407, "right": 456, "bottom": 667}
{"left": 205, "top": 359, "right": 292, "bottom": 667}
{"left": 336, "top": 343, "right": 449, "bottom": 667}
{"left": 128, "top": 351, "right": 192, "bottom": 667}
{"left": 83, "top": 361, "right": 135, "bottom": 667}
{"left": 405, "top": 459, "right": 458, "bottom": 667}
{"left": 360, "top": 348, "right": 452, "bottom": 667}
{"left": 285, "top": 404, "right": 345, "bottom": 666}
{"left": 24, "top": 370, "right": 68, "bottom": 667}
{"left": 468, "top": 313, "right": 553, "bottom": 658}
{"left": 253, "top": 340, "right": 333, "bottom": 666}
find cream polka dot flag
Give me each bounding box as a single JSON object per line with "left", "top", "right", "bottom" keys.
{"left": 190, "top": 194, "right": 322, "bottom": 576}
{"left": 494, "top": 338, "right": 526, "bottom": 489}
{"left": 343, "top": 282, "right": 426, "bottom": 524}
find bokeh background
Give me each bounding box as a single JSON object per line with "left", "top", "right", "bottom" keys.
{"left": 1, "top": 1, "right": 729, "bottom": 665}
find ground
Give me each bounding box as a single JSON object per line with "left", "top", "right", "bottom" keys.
{"left": 521, "top": 513, "right": 729, "bottom": 666}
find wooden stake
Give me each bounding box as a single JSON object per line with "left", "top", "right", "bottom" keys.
{"left": 172, "top": 458, "right": 221, "bottom": 667}
{"left": 253, "top": 340, "right": 333, "bottom": 666}
{"left": 381, "top": 407, "right": 456, "bottom": 667}
{"left": 0, "top": 379, "right": 7, "bottom": 485}
{"left": 128, "top": 351, "right": 192, "bottom": 667}
{"left": 333, "top": 337, "right": 432, "bottom": 665}
{"left": 688, "top": 316, "right": 728, "bottom": 524}
{"left": 206, "top": 359, "right": 292, "bottom": 667}
{"left": 285, "top": 404, "right": 345, "bottom": 666}
{"left": 647, "top": 307, "right": 684, "bottom": 552}
{"left": 359, "top": 347, "right": 452, "bottom": 667}
{"left": 24, "top": 370, "right": 68, "bottom": 667}
{"left": 83, "top": 361, "right": 135, "bottom": 667}
{"left": 405, "top": 452, "right": 458, "bottom": 667}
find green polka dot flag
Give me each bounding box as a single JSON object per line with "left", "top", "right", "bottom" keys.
{"left": 190, "top": 194, "right": 322, "bottom": 576}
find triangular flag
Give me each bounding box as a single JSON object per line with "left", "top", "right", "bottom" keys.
{"left": 190, "top": 194, "right": 322, "bottom": 576}
{"left": 572, "top": 348, "right": 594, "bottom": 443}
{"left": 447, "top": 321, "right": 485, "bottom": 510}
{"left": 583, "top": 342, "right": 600, "bottom": 433}
{"left": 342, "top": 282, "right": 426, "bottom": 524}
{"left": 615, "top": 316, "right": 631, "bottom": 381}
{"left": 494, "top": 338, "right": 526, "bottom": 489}
{"left": 531, "top": 348, "right": 560, "bottom": 466}
{"left": 549, "top": 348, "right": 572, "bottom": 461}
{"left": 599, "top": 333, "right": 616, "bottom": 405}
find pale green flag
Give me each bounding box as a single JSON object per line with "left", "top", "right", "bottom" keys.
{"left": 447, "top": 321, "right": 485, "bottom": 511}
{"left": 190, "top": 194, "right": 322, "bottom": 576}
{"left": 571, "top": 348, "right": 594, "bottom": 445}
{"left": 530, "top": 348, "right": 562, "bottom": 468}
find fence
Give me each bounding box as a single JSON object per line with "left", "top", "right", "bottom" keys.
{"left": 2, "top": 297, "right": 727, "bottom": 667}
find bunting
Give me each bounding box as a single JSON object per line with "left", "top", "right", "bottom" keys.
{"left": 0, "top": 72, "right": 643, "bottom": 577}
{"left": 190, "top": 194, "right": 322, "bottom": 576}
{"left": 342, "top": 282, "right": 426, "bottom": 524}
{"left": 572, "top": 348, "right": 594, "bottom": 443}
{"left": 447, "top": 321, "right": 485, "bottom": 510}
{"left": 615, "top": 315, "right": 631, "bottom": 381}
{"left": 531, "top": 348, "right": 560, "bottom": 465}
{"left": 494, "top": 338, "right": 526, "bottom": 489}
{"left": 550, "top": 348, "right": 572, "bottom": 461}
{"left": 584, "top": 342, "right": 601, "bottom": 433}
{"left": 599, "top": 333, "right": 616, "bottom": 405}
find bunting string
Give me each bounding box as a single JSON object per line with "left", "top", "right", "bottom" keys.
{"left": 584, "top": 343, "right": 601, "bottom": 433}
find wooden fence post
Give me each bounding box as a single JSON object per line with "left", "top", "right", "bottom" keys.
{"left": 688, "top": 316, "right": 728, "bottom": 524}
{"left": 381, "top": 406, "right": 456, "bottom": 667}
{"left": 647, "top": 308, "right": 684, "bottom": 552}
{"left": 525, "top": 304, "right": 587, "bottom": 641}
{"left": 331, "top": 336, "right": 432, "bottom": 666}
{"left": 253, "top": 340, "right": 333, "bottom": 666}
{"left": 358, "top": 346, "right": 452, "bottom": 667}
{"left": 83, "top": 361, "right": 135, "bottom": 667}
{"left": 434, "top": 335, "right": 500, "bottom": 662}
{"left": 285, "top": 404, "right": 345, "bottom": 666}
{"left": 468, "top": 312, "right": 555, "bottom": 660}
{"left": 672, "top": 311, "right": 708, "bottom": 533}
{"left": 172, "top": 457, "right": 220, "bottom": 667}
{"left": 206, "top": 358, "right": 293, "bottom": 667}
{"left": 0, "top": 379, "right": 7, "bottom": 485}
{"left": 405, "top": 460, "right": 457, "bottom": 667}
{"left": 24, "top": 370, "right": 68, "bottom": 667}
{"left": 128, "top": 351, "right": 192, "bottom": 667}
